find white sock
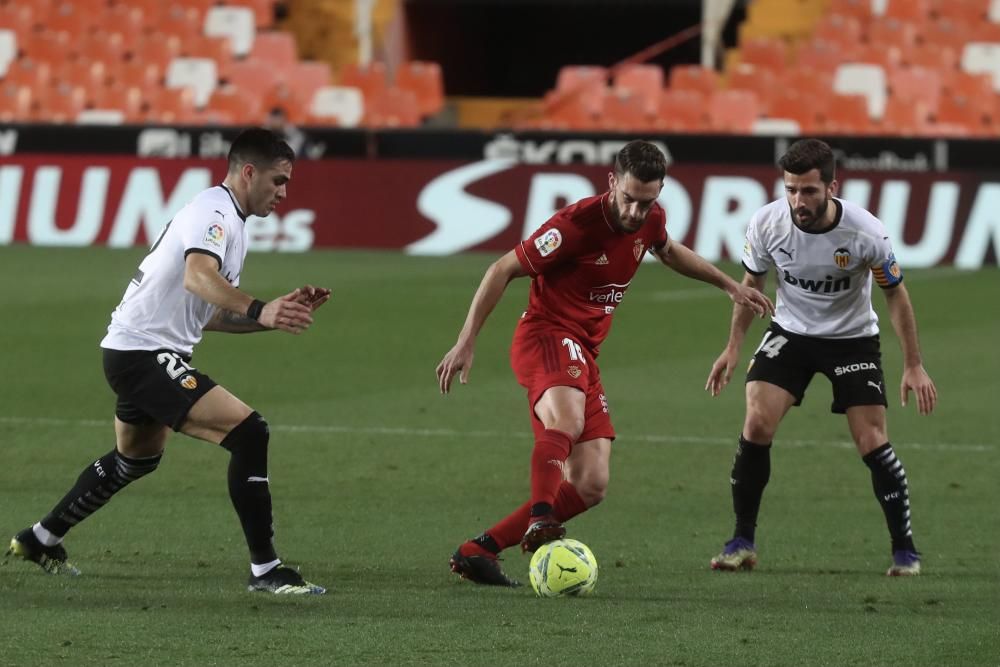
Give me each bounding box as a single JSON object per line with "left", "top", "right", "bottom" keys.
{"left": 251, "top": 558, "right": 281, "bottom": 577}
{"left": 32, "top": 522, "right": 62, "bottom": 547}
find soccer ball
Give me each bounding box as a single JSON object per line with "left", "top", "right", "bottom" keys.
{"left": 528, "top": 539, "right": 598, "bottom": 597}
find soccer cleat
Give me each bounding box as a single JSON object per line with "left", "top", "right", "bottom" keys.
{"left": 886, "top": 550, "right": 921, "bottom": 577}
{"left": 710, "top": 537, "right": 758, "bottom": 572}
{"left": 6, "top": 527, "right": 80, "bottom": 576}
{"left": 520, "top": 515, "right": 566, "bottom": 553}
{"left": 247, "top": 566, "right": 326, "bottom": 595}
{"left": 449, "top": 542, "right": 521, "bottom": 587}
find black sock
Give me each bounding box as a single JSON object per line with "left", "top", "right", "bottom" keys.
{"left": 220, "top": 412, "right": 277, "bottom": 564}
{"left": 473, "top": 533, "right": 501, "bottom": 555}
{"left": 530, "top": 502, "right": 554, "bottom": 518}
{"left": 40, "top": 449, "right": 162, "bottom": 537}
{"left": 862, "top": 442, "right": 916, "bottom": 553}
{"left": 730, "top": 435, "right": 771, "bottom": 543}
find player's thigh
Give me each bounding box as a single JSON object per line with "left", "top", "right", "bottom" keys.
{"left": 845, "top": 404, "right": 889, "bottom": 455}
{"left": 534, "top": 385, "right": 587, "bottom": 435}
{"left": 565, "top": 437, "right": 611, "bottom": 492}
{"left": 744, "top": 381, "right": 798, "bottom": 441}
{"left": 180, "top": 385, "right": 254, "bottom": 445}
{"left": 114, "top": 418, "right": 170, "bottom": 458}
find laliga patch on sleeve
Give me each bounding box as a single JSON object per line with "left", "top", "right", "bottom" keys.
{"left": 881, "top": 254, "right": 903, "bottom": 285}
{"left": 534, "top": 228, "right": 563, "bottom": 257}
{"left": 204, "top": 223, "right": 225, "bottom": 248}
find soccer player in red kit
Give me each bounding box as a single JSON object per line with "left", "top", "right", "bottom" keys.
{"left": 436, "top": 140, "right": 774, "bottom": 586}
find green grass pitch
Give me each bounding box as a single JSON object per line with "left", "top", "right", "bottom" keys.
{"left": 1, "top": 246, "right": 997, "bottom": 666}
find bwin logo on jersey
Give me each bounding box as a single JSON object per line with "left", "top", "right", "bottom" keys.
{"left": 834, "top": 362, "right": 878, "bottom": 376}
{"left": 783, "top": 270, "right": 850, "bottom": 294}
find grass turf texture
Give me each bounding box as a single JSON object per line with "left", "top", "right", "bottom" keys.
{"left": 1, "top": 246, "right": 997, "bottom": 667}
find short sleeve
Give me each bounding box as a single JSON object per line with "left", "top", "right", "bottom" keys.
{"left": 650, "top": 205, "right": 668, "bottom": 249}
{"left": 515, "top": 216, "right": 585, "bottom": 277}
{"left": 869, "top": 233, "right": 904, "bottom": 289}
{"left": 178, "top": 209, "right": 229, "bottom": 269}
{"left": 742, "top": 212, "right": 772, "bottom": 275}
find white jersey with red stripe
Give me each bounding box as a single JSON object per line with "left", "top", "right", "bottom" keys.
{"left": 100, "top": 184, "right": 249, "bottom": 356}
{"left": 742, "top": 197, "right": 902, "bottom": 339}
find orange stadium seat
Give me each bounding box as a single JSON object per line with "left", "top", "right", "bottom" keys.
{"left": 52, "top": 60, "right": 108, "bottom": 93}
{"left": 612, "top": 63, "right": 663, "bottom": 108}
{"left": 261, "top": 85, "right": 309, "bottom": 124}
{"left": 740, "top": 38, "right": 787, "bottom": 73}
{"left": 206, "top": 86, "right": 263, "bottom": 125}
{"left": 655, "top": 89, "right": 708, "bottom": 132}
{"left": 284, "top": 61, "right": 333, "bottom": 111}
{"left": 600, "top": 88, "right": 657, "bottom": 132}
{"left": 849, "top": 43, "right": 902, "bottom": 71}
{"left": 884, "top": 0, "right": 932, "bottom": 22}
{"left": 0, "top": 3, "right": 34, "bottom": 37}
{"left": 225, "top": 59, "right": 281, "bottom": 98}
{"left": 250, "top": 32, "right": 298, "bottom": 69}
{"left": 827, "top": 0, "right": 874, "bottom": 22}
{"left": 935, "top": 94, "right": 991, "bottom": 133}
{"left": 942, "top": 70, "right": 995, "bottom": 100}
{"left": 19, "top": 30, "right": 71, "bottom": 65}
{"left": 880, "top": 97, "right": 933, "bottom": 136}
{"left": 88, "top": 83, "right": 144, "bottom": 121}
{"left": 229, "top": 0, "right": 276, "bottom": 28}
{"left": 0, "top": 83, "right": 32, "bottom": 121}
{"left": 765, "top": 90, "right": 823, "bottom": 132}
{"left": 555, "top": 65, "right": 607, "bottom": 94}
{"left": 821, "top": 94, "right": 873, "bottom": 134}
{"left": 364, "top": 87, "right": 421, "bottom": 128}
{"left": 101, "top": 4, "right": 144, "bottom": 39}
{"left": 866, "top": 18, "right": 921, "bottom": 49}
{"left": 133, "top": 35, "right": 183, "bottom": 71}
{"left": 708, "top": 89, "right": 760, "bottom": 133}
{"left": 542, "top": 88, "right": 603, "bottom": 130}
{"left": 726, "top": 65, "right": 779, "bottom": 110}
{"left": 46, "top": 1, "right": 100, "bottom": 35}
{"left": 32, "top": 82, "right": 86, "bottom": 123}
{"left": 160, "top": 4, "right": 203, "bottom": 42}
{"left": 812, "top": 13, "right": 864, "bottom": 50}
{"left": 338, "top": 61, "right": 388, "bottom": 101}
{"left": 668, "top": 65, "right": 719, "bottom": 96}
{"left": 396, "top": 60, "right": 444, "bottom": 116}
{"left": 794, "top": 40, "right": 843, "bottom": 74}
{"left": 111, "top": 60, "right": 163, "bottom": 91}
{"left": 780, "top": 67, "right": 834, "bottom": 104}
{"left": 73, "top": 32, "right": 127, "bottom": 65}
{"left": 899, "top": 44, "right": 958, "bottom": 70}
{"left": 182, "top": 35, "right": 233, "bottom": 80}
{"left": 921, "top": 16, "right": 977, "bottom": 52}
{"left": 930, "top": 0, "right": 987, "bottom": 24}
{"left": 890, "top": 67, "right": 942, "bottom": 114}
{"left": 146, "top": 88, "right": 198, "bottom": 125}
{"left": 2, "top": 58, "right": 51, "bottom": 89}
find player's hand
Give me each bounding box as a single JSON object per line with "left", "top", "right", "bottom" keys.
{"left": 436, "top": 340, "right": 474, "bottom": 394}
{"left": 260, "top": 289, "right": 315, "bottom": 334}
{"left": 705, "top": 346, "right": 740, "bottom": 397}
{"left": 901, "top": 364, "right": 937, "bottom": 415}
{"left": 294, "top": 284, "right": 332, "bottom": 312}
{"left": 728, "top": 284, "right": 774, "bottom": 318}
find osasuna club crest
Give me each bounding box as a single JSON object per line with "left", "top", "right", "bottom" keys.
{"left": 834, "top": 247, "right": 850, "bottom": 268}
{"left": 633, "top": 240, "right": 644, "bottom": 262}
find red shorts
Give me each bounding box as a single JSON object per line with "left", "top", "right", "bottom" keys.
{"left": 510, "top": 323, "right": 615, "bottom": 442}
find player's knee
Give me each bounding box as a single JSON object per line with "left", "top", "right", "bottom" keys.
{"left": 220, "top": 411, "right": 270, "bottom": 453}
{"left": 577, "top": 475, "right": 608, "bottom": 507}
{"left": 551, "top": 417, "right": 585, "bottom": 442}
{"left": 854, "top": 430, "right": 887, "bottom": 455}
{"left": 743, "top": 413, "right": 777, "bottom": 444}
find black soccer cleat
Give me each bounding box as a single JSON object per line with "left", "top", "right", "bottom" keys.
{"left": 520, "top": 515, "right": 566, "bottom": 553}
{"left": 450, "top": 542, "right": 521, "bottom": 587}
{"left": 247, "top": 566, "right": 326, "bottom": 595}
{"left": 6, "top": 527, "right": 81, "bottom": 576}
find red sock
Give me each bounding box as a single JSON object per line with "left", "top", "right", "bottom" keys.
{"left": 486, "top": 482, "right": 590, "bottom": 551}
{"left": 530, "top": 429, "right": 573, "bottom": 511}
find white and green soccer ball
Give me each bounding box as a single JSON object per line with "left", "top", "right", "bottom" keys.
{"left": 528, "top": 538, "right": 598, "bottom": 597}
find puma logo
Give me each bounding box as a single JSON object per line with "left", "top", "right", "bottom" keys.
{"left": 778, "top": 247, "right": 793, "bottom": 260}
{"left": 556, "top": 564, "right": 578, "bottom": 578}
{"left": 867, "top": 380, "right": 883, "bottom": 394}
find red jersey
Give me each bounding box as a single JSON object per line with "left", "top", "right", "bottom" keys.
{"left": 513, "top": 192, "right": 668, "bottom": 354}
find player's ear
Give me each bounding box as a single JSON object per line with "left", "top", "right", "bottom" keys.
{"left": 828, "top": 179, "right": 839, "bottom": 197}
{"left": 242, "top": 162, "right": 255, "bottom": 183}
{"left": 608, "top": 171, "right": 616, "bottom": 191}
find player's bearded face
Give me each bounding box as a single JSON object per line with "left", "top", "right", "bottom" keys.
{"left": 608, "top": 172, "right": 663, "bottom": 233}
{"left": 249, "top": 159, "right": 293, "bottom": 216}
{"left": 784, "top": 169, "right": 835, "bottom": 230}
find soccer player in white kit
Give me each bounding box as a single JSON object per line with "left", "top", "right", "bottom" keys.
{"left": 704, "top": 139, "right": 938, "bottom": 576}
{"left": 7, "top": 129, "right": 331, "bottom": 594}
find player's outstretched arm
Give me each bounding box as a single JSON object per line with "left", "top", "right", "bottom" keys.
{"left": 436, "top": 250, "right": 527, "bottom": 394}
{"left": 882, "top": 283, "right": 937, "bottom": 415}
{"left": 291, "top": 285, "right": 332, "bottom": 311}
{"left": 705, "top": 271, "right": 768, "bottom": 396}
{"left": 653, "top": 238, "right": 774, "bottom": 318}
{"left": 184, "top": 253, "right": 314, "bottom": 335}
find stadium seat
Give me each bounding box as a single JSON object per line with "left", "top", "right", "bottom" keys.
{"left": 543, "top": 89, "right": 603, "bottom": 130}
{"left": 31, "top": 82, "right": 86, "bottom": 123}
{"left": 111, "top": 60, "right": 162, "bottom": 91}
{"left": 935, "top": 93, "right": 991, "bottom": 133}
{"left": 52, "top": 60, "right": 108, "bottom": 96}
{"left": 942, "top": 69, "right": 995, "bottom": 100}
{"left": 88, "top": 83, "right": 144, "bottom": 121}
{"left": 890, "top": 66, "right": 942, "bottom": 114}
{"left": 133, "top": 34, "right": 182, "bottom": 71}
{"left": 161, "top": 4, "right": 204, "bottom": 41}
{"left": 204, "top": 6, "right": 256, "bottom": 58}
{"left": 182, "top": 35, "right": 233, "bottom": 81}
{"left": 781, "top": 67, "right": 835, "bottom": 102}
{"left": 0, "top": 4, "right": 34, "bottom": 38}
{"left": 2, "top": 58, "right": 51, "bottom": 89}
{"left": 146, "top": 88, "right": 198, "bottom": 124}
{"left": 250, "top": 32, "right": 298, "bottom": 69}
{"left": 206, "top": 86, "right": 262, "bottom": 125}
{"left": 165, "top": 57, "right": 218, "bottom": 107}
{"left": 765, "top": 90, "right": 823, "bottom": 132}
{"left": 231, "top": 0, "right": 276, "bottom": 28}
{"left": 849, "top": 43, "right": 902, "bottom": 71}
{"left": 599, "top": 87, "right": 657, "bottom": 131}
{"left": 555, "top": 65, "right": 608, "bottom": 94}
{"left": 612, "top": 63, "right": 663, "bottom": 108}
{"left": 899, "top": 44, "right": 958, "bottom": 70}
{"left": 811, "top": 13, "right": 865, "bottom": 50}
{"left": 668, "top": 65, "right": 719, "bottom": 96}
{"left": 19, "top": 30, "right": 71, "bottom": 66}
{"left": 363, "top": 87, "right": 421, "bottom": 128}
{"left": 919, "top": 17, "right": 976, "bottom": 53}
{"left": 708, "top": 89, "right": 760, "bottom": 133}
{"left": 794, "top": 39, "right": 844, "bottom": 74}
{"left": 961, "top": 42, "right": 1000, "bottom": 92}
{"left": 0, "top": 29, "right": 15, "bottom": 77}
{"left": 225, "top": 58, "right": 280, "bottom": 98}
{"left": 101, "top": 4, "right": 144, "bottom": 41}
{"left": 338, "top": 61, "right": 388, "bottom": 101}
{"left": 0, "top": 83, "right": 31, "bottom": 121}
{"left": 822, "top": 94, "right": 874, "bottom": 133}
{"left": 285, "top": 60, "right": 332, "bottom": 111}
{"left": 880, "top": 96, "right": 932, "bottom": 136}
{"left": 827, "top": 0, "right": 874, "bottom": 22}
{"left": 655, "top": 89, "right": 708, "bottom": 132}
{"left": 396, "top": 60, "right": 445, "bottom": 116}
{"left": 46, "top": 1, "right": 101, "bottom": 35}
{"left": 834, "top": 63, "right": 886, "bottom": 119}
{"left": 739, "top": 38, "right": 788, "bottom": 72}
{"left": 73, "top": 32, "right": 127, "bottom": 65}
{"left": 884, "top": 0, "right": 932, "bottom": 22}
{"left": 865, "top": 18, "right": 921, "bottom": 49}
{"left": 933, "top": 0, "right": 989, "bottom": 24}
{"left": 726, "top": 65, "right": 779, "bottom": 111}
{"left": 309, "top": 85, "right": 364, "bottom": 127}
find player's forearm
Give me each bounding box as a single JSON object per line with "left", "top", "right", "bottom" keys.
{"left": 456, "top": 261, "right": 511, "bottom": 344}
{"left": 204, "top": 308, "right": 269, "bottom": 333}
{"left": 184, "top": 265, "right": 255, "bottom": 317}
{"left": 662, "top": 240, "right": 738, "bottom": 292}
{"left": 885, "top": 286, "right": 923, "bottom": 368}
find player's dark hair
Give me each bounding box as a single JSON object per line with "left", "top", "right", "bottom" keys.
{"left": 778, "top": 138, "right": 836, "bottom": 183}
{"left": 614, "top": 140, "right": 667, "bottom": 183}
{"left": 227, "top": 128, "right": 295, "bottom": 173}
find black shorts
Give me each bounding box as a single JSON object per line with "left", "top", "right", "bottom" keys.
{"left": 102, "top": 348, "right": 217, "bottom": 431}
{"left": 745, "top": 323, "right": 888, "bottom": 414}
